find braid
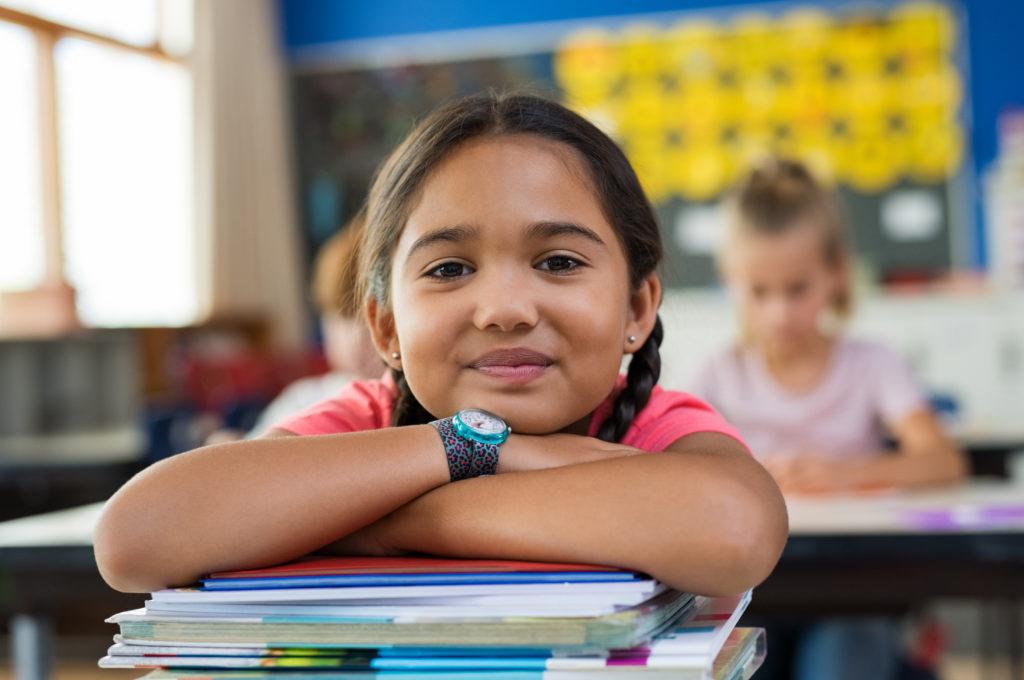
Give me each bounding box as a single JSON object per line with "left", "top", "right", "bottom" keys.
{"left": 390, "top": 368, "right": 435, "bottom": 427}
{"left": 596, "top": 316, "right": 664, "bottom": 443}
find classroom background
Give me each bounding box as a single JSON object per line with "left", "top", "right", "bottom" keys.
{"left": 0, "top": 0, "right": 1021, "bottom": 679}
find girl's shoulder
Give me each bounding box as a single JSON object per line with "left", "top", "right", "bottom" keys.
{"left": 272, "top": 373, "right": 397, "bottom": 436}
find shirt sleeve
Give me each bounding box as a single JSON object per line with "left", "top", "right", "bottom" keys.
{"left": 272, "top": 379, "right": 392, "bottom": 436}
{"left": 871, "top": 345, "right": 928, "bottom": 427}
{"left": 625, "top": 388, "right": 750, "bottom": 453}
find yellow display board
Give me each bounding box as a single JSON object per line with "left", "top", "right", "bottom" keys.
{"left": 555, "top": 1, "right": 963, "bottom": 202}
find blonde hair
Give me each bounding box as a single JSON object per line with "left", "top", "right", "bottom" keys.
{"left": 311, "top": 211, "right": 364, "bottom": 319}
{"left": 721, "top": 156, "right": 853, "bottom": 319}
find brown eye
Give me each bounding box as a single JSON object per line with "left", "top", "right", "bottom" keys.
{"left": 537, "top": 255, "right": 581, "bottom": 273}
{"left": 429, "top": 262, "right": 472, "bottom": 279}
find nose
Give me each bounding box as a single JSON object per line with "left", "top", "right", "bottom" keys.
{"left": 471, "top": 265, "right": 540, "bottom": 332}
{"left": 763, "top": 295, "right": 793, "bottom": 331}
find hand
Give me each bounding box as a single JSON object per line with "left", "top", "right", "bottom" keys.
{"left": 497, "top": 433, "right": 643, "bottom": 474}
{"left": 762, "top": 454, "right": 867, "bottom": 495}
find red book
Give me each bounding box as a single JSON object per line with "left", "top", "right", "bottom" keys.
{"left": 212, "top": 556, "right": 621, "bottom": 580}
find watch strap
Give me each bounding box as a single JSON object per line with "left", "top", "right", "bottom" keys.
{"left": 431, "top": 416, "right": 501, "bottom": 481}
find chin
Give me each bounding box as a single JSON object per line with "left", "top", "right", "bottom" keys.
{"left": 459, "top": 397, "right": 575, "bottom": 435}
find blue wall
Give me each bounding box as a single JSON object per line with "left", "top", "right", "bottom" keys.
{"left": 278, "top": 0, "right": 1024, "bottom": 268}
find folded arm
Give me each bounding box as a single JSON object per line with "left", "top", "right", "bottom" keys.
{"left": 326, "top": 432, "right": 789, "bottom": 596}
{"left": 764, "top": 409, "right": 967, "bottom": 494}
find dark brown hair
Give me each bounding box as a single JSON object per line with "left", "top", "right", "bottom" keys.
{"left": 357, "top": 91, "right": 664, "bottom": 442}
{"left": 723, "top": 156, "right": 852, "bottom": 318}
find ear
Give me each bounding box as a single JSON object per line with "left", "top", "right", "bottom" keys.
{"left": 624, "top": 272, "right": 662, "bottom": 355}
{"left": 365, "top": 298, "right": 401, "bottom": 370}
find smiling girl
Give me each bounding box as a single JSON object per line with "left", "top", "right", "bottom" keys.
{"left": 94, "top": 93, "right": 787, "bottom": 596}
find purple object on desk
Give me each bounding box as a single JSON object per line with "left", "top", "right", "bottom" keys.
{"left": 904, "top": 504, "right": 1024, "bottom": 531}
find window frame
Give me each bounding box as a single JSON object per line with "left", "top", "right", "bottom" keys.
{"left": 0, "top": 3, "right": 190, "bottom": 325}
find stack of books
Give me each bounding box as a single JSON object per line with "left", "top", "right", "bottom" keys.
{"left": 100, "top": 556, "right": 764, "bottom": 679}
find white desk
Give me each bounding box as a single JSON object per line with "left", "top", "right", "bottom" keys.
{"left": 786, "top": 479, "right": 1024, "bottom": 536}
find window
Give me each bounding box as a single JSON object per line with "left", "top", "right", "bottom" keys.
{"left": 0, "top": 22, "right": 44, "bottom": 292}
{"left": 0, "top": 0, "right": 196, "bottom": 328}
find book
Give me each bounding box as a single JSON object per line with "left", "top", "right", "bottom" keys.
{"left": 108, "top": 588, "right": 693, "bottom": 650}
{"left": 110, "top": 628, "right": 765, "bottom": 679}
{"left": 101, "top": 557, "right": 763, "bottom": 677}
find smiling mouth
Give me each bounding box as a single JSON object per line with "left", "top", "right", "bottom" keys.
{"left": 468, "top": 348, "right": 554, "bottom": 384}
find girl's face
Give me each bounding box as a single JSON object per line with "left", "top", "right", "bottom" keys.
{"left": 726, "top": 223, "right": 842, "bottom": 351}
{"left": 369, "top": 134, "right": 659, "bottom": 434}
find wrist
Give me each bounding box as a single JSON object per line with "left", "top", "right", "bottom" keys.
{"left": 430, "top": 409, "right": 509, "bottom": 481}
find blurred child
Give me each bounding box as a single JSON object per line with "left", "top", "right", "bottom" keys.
{"left": 694, "top": 157, "right": 965, "bottom": 495}
{"left": 692, "top": 157, "right": 966, "bottom": 680}
{"left": 207, "top": 215, "right": 381, "bottom": 443}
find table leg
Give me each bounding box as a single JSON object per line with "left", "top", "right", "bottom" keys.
{"left": 10, "top": 613, "right": 53, "bottom": 680}
{"left": 1010, "top": 600, "right": 1022, "bottom": 680}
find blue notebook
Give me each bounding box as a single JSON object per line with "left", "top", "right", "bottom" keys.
{"left": 201, "top": 571, "right": 638, "bottom": 591}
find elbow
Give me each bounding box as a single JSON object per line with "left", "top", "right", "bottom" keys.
{"left": 946, "top": 446, "right": 969, "bottom": 485}
{"left": 723, "top": 497, "right": 789, "bottom": 595}
{"left": 93, "top": 495, "right": 185, "bottom": 594}
{"left": 702, "top": 505, "right": 787, "bottom": 597}
{"left": 661, "top": 474, "right": 789, "bottom": 597}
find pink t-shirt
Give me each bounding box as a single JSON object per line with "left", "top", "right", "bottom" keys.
{"left": 274, "top": 373, "right": 746, "bottom": 453}
{"left": 691, "top": 338, "right": 926, "bottom": 460}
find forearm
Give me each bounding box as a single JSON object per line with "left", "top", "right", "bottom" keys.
{"left": 371, "top": 451, "right": 787, "bottom": 596}
{"left": 94, "top": 426, "right": 448, "bottom": 593}
{"left": 851, "top": 445, "right": 967, "bottom": 489}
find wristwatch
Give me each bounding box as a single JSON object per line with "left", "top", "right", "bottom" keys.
{"left": 431, "top": 408, "right": 511, "bottom": 481}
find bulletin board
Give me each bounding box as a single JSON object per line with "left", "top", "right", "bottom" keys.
{"left": 291, "top": 1, "right": 969, "bottom": 288}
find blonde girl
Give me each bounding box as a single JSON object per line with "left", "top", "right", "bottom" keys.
{"left": 694, "top": 157, "right": 965, "bottom": 495}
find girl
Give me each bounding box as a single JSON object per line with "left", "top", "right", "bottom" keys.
{"left": 692, "top": 157, "right": 965, "bottom": 680}
{"left": 694, "top": 157, "right": 966, "bottom": 495}
{"left": 94, "top": 93, "right": 787, "bottom": 597}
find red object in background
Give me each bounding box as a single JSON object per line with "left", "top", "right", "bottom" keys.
{"left": 179, "top": 344, "right": 329, "bottom": 414}
{"left": 181, "top": 349, "right": 280, "bottom": 413}
{"left": 910, "top": 616, "right": 948, "bottom": 670}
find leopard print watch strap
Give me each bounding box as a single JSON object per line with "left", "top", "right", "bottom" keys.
{"left": 430, "top": 417, "right": 500, "bottom": 481}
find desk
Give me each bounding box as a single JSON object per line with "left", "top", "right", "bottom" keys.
{"left": 752, "top": 480, "right": 1024, "bottom": 680}
{"left": 0, "top": 503, "right": 139, "bottom": 680}
{"left": 759, "top": 480, "right": 1024, "bottom": 607}
{"left": 2, "top": 483, "right": 1023, "bottom": 680}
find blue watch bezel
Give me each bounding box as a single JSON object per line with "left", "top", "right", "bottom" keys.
{"left": 452, "top": 409, "right": 511, "bottom": 446}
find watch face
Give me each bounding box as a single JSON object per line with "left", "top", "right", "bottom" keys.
{"left": 460, "top": 409, "right": 506, "bottom": 436}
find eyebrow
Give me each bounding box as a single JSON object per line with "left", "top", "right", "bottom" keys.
{"left": 525, "top": 221, "right": 606, "bottom": 248}
{"left": 406, "top": 225, "right": 479, "bottom": 259}
{"left": 405, "top": 220, "right": 607, "bottom": 260}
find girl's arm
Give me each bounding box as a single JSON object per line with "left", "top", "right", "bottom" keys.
{"left": 94, "top": 426, "right": 449, "bottom": 593}
{"left": 326, "top": 433, "right": 789, "bottom": 597}
{"left": 766, "top": 409, "right": 967, "bottom": 493}
{"left": 93, "top": 427, "right": 633, "bottom": 593}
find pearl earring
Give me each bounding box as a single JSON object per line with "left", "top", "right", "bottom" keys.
{"left": 391, "top": 351, "right": 400, "bottom": 360}
{"left": 627, "top": 335, "right": 637, "bottom": 344}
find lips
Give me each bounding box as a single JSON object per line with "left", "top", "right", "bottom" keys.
{"left": 468, "top": 348, "right": 554, "bottom": 384}
{"left": 469, "top": 348, "right": 554, "bottom": 369}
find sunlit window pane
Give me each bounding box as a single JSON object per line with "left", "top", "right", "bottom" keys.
{"left": 159, "top": 0, "right": 193, "bottom": 57}
{"left": 0, "top": 0, "right": 158, "bottom": 46}
{"left": 56, "top": 37, "right": 195, "bottom": 327}
{"left": 0, "top": 21, "right": 45, "bottom": 292}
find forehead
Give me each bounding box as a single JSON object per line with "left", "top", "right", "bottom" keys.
{"left": 400, "top": 134, "right": 618, "bottom": 250}
{"left": 730, "top": 223, "right": 831, "bottom": 279}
